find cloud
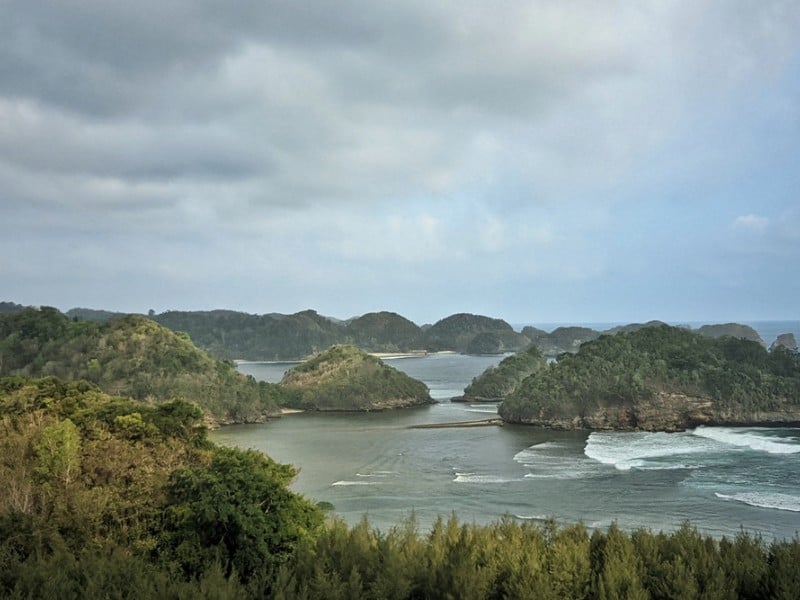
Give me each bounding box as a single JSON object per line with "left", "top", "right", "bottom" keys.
{"left": 732, "top": 214, "right": 769, "bottom": 234}
{"left": 2, "top": 1, "right": 800, "bottom": 321}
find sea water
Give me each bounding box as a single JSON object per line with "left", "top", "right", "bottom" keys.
{"left": 217, "top": 322, "right": 800, "bottom": 540}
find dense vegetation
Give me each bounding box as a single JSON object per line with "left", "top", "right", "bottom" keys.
{"left": 422, "top": 313, "right": 529, "bottom": 353}
{"left": 500, "top": 325, "right": 800, "bottom": 429}
{"left": 2, "top": 379, "right": 798, "bottom": 600}
{"left": 344, "top": 311, "right": 423, "bottom": 352}
{"left": 460, "top": 345, "right": 547, "bottom": 401}
{"left": 280, "top": 345, "right": 433, "bottom": 411}
{"left": 0, "top": 376, "right": 322, "bottom": 597}
{"left": 0, "top": 307, "right": 289, "bottom": 423}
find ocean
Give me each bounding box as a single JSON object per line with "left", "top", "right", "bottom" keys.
{"left": 217, "top": 321, "right": 800, "bottom": 540}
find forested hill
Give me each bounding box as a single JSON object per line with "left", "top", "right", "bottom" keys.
{"left": 0, "top": 307, "right": 288, "bottom": 424}
{"left": 153, "top": 310, "right": 533, "bottom": 358}
{"left": 2, "top": 300, "right": 778, "bottom": 360}
{"left": 499, "top": 324, "right": 800, "bottom": 431}
{"left": 280, "top": 345, "right": 434, "bottom": 411}
{"left": 458, "top": 345, "right": 547, "bottom": 401}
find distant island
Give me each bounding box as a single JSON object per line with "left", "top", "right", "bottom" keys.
{"left": 2, "top": 301, "right": 787, "bottom": 362}
{"left": 494, "top": 325, "right": 800, "bottom": 431}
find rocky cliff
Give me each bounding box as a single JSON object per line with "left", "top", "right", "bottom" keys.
{"left": 503, "top": 391, "right": 800, "bottom": 432}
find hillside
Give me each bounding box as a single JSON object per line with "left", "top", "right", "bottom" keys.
{"left": 422, "top": 313, "right": 529, "bottom": 353}
{"left": 458, "top": 345, "right": 547, "bottom": 401}
{"left": 280, "top": 345, "right": 434, "bottom": 411}
{"left": 0, "top": 307, "right": 288, "bottom": 424}
{"left": 0, "top": 375, "right": 322, "bottom": 593}
{"left": 154, "top": 309, "right": 344, "bottom": 360}
{"left": 500, "top": 325, "right": 800, "bottom": 431}
{"left": 344, "top": 311, "right": 423, "bottom": 351}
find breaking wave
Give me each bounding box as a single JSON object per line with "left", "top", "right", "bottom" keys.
{"left": 715, "top": 492, "right": 800, "bottom": 512}
{"left": 692, "top": 427, "right": 800, "bottom": 455}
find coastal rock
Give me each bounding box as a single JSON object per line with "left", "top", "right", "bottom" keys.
{"left": 770, "top": 333, "right": 798, "bottom": 352}
{"left": 696, "top": 323, "right": 764, "bottom": 345}
{"left": 505, "top": 391, "right": 800, "bottom": 431}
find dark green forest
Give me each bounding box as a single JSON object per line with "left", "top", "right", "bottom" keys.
{"left": 0, "top": 307, "right": 289, "bottom": 424}
{"left": 2, "top": 376, "right": 799, "bottom": 598}
{"left": 500, "top": 325, "right": 800, "bottom": 428}
{"left": 280, "top": 345, "right": 433, "bottom": 411}
{"left": 461, "top": 345, "right": 547, "bottom": 401}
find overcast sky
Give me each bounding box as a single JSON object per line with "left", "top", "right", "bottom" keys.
{"left": 2, "top": 1, "right": 799, "bottom": 325}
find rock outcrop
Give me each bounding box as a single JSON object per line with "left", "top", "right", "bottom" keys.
{"left": 504, "top": 391, "right": 800, "bottom": 432}
{"left": 770, "top": 333, "right": 798, "bottom": 352}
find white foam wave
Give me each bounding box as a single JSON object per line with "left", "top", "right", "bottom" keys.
{"left": 715, "top": 492, "right": 800, "bottom": 512}
{"left": 692, "top": 427, "right": 800, "bottom": 455}
{"left": 466, "top": 406, "right": 499, "bottom": 414}
{"left": 453, "top": 472, "right": 519, "bottom": 484}
{"left": 512, "top": 441, "right": 567, "bottom": 464}
{"left": 584, "top": 431, "right": 716, "bottom": 471}
{"left": 514, "top": 514, "right": 550, "bottom": 521}
{"left": 515, "top": 441, "right": 603, "bottom": 479}
{"left": 356, "top": 471, "right": 397, "bottom": 477}
{"left": 331, "top": 480, "right": 380, "bottom": 487}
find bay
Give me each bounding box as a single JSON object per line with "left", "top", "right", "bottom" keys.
{"left": 216, "top": 321, "right": 800, "bottom": 540}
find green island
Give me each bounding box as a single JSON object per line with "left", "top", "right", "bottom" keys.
{"left": 499, "top": 325, "right": 800, "bottom": 431}
{"left": 280, "top": 344, "right": 434, "bottom": 411}
{"left": 456, "top": 344, "right": 547, "bottom": 402}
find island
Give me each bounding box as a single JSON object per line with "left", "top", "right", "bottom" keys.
{"left": 499, "top": 324, "right": 800, "bottom": 431}
{"left": 279, "top": 344, "right": 434, "bottom": 411}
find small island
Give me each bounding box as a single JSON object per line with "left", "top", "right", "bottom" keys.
{"left": 498, "top": 324, "right": 800, "bottom": 431}
{"left": 280, "top": 344, "right": 434, "bottom": 411}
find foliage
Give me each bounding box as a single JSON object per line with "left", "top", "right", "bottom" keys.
{"left": 421, "top": 313, "right": 528, "bottom": 353}
{"left": 343, "top": 311, "right": 423, "bottom": 353}
{"left": 0, "top": 307, "right": 290, "bottom": 422}
{"left": 0, "top": 375, "right": 322, "bottom": 596}
{"left": 462, "top": 344, "right": 546, "bottom": 400}
{"left": 280, "top": 345, "right": 432, "bottom": 411}
{"left": 500, "top": 324, "right": 800, "bottom": 425}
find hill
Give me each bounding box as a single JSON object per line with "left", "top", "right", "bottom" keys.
{"left": 0, "top": 307, "right": 288, "bottom": 424}
{"left": 153, "top": 309, "right": 344, "bottom": 360}
{"left": 344, "top": 311, "right": 423, "bottom": 351}
{"left": 499, "top": 325, "right": 800, "bottom": 431}
{"left": 457, "top": 345, "right": 547, "bottom": 402}
{"left": 280, "top": 345, "right": 434, "bottom": 411}
{"left": 422, "top": 313, "right": 529, "bottom": 353}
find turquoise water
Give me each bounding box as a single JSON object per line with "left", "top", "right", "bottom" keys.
{"left": 217, "top": 322, "right": 800, "bottom": 540}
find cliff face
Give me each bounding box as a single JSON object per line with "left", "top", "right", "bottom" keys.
{"left": 503, "top": 391, "right": 800, "bottom": 432}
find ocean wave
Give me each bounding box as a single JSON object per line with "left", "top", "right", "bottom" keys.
{"left": 715, "top": 491, "right": 800, "bottom": 512}
{"left": 692, "top": 427, "right": 800, "bottom": 455}
{"left": 453, "top": 472, "right": 520, "bottom": 484}
{"left": 355, "top": 471, "right": 397, "bottom": 478}
{"left": 513, "top": 514, "right": 550, "bottom": 521}
{"left": 331, "top": 480, "right": 380, "bottom": 487}
{"left": 515, "top": 442, "right": 604, "bottom": 479}
{"left": 467, "top": 405, "right": 499, "bottom": 414}
{"left": 584, "top": 431, "right": 716, "bottom": 471}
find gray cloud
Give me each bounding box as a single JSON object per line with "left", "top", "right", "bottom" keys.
{"left": 2, "top": 1, "right": 799, "bottom": 321}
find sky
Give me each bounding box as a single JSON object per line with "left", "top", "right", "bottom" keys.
{"left": 2, "top": 1, "right": 799, "bottom": 326}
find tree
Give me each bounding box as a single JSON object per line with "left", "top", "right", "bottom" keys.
{"left": 160, "top": 446, "right": 323, "bottom": 584}
{"left": 34, "top": 418, "right": 81, "bottom": 486}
